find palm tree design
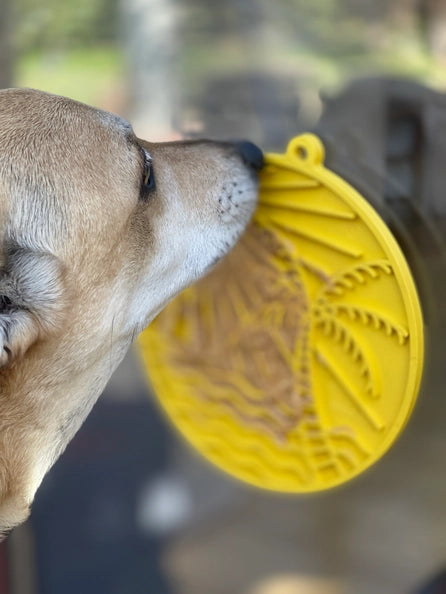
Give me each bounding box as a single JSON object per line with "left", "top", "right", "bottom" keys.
{"left": 143, "top": 135, "right": 421, "bottom": 491}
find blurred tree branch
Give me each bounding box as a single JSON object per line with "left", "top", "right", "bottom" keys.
{"left": 419, "top": 0, "right": 446, "bottom": 60}
{"left": 0, "top": 0, "right": 14, "bottom": 88}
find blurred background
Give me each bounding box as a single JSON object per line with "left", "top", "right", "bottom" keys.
{"left": 2, "top": 0, "right": 446, "bottom": 593}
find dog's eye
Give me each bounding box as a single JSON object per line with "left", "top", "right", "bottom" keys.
{"left": 141, "top": 149, "right": 155, "bottom": 197}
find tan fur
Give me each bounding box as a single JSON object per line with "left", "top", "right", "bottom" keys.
{"left": 0, "top": 88, "right": 259, "bottom": 534}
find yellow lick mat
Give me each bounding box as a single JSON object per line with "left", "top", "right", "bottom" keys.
{"left": 138, "top": 134, "right": 424, "bottom": 493}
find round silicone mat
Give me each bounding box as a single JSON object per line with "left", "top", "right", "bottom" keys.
{"left": 138, "top": 134, "right": 424, "bottom": 492}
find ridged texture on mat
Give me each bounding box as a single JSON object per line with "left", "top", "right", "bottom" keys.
{"left": 138, "top": 134, "right": 424, "bottom": 492}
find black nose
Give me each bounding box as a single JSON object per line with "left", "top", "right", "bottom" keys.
{"left": 235, "top": 141, "right": 264, "bottom": 171}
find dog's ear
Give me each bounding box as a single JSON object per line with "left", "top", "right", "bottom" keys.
{"left": 0, "top": 247, "right": 68, "bottom": 366}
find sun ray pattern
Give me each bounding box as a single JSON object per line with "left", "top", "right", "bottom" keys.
{"left": 138, "top": 134, "right": 424, "bottom": 492}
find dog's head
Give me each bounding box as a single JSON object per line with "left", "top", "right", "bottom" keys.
{"left": 0, "top": 88, "right": 260, "bottom": 534}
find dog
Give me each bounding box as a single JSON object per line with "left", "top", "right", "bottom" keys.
{"left": 0, "top": 87, "right": 261, "bottom": 535}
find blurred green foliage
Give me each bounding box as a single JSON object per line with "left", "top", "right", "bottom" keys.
{"left": 15, "top": 0, "right": 119, "bottom": 53}
{"left": 12, "top": 0, "right": 122, "bottom": 104}
{"left": 16, "top": 47, "right": 124, "bottom": 106}
{"left": 11, "top": 0, "right": 446, "bottom": 109}
{"left": 180, "top": 0, "right": 446, "bottom": 93}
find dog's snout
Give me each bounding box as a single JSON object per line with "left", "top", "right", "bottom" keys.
{"left": 235, "top": 141, "right": 264, "bottom": 171}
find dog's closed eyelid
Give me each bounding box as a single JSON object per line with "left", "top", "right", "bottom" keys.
{"left": 142, "top": 159, "right": 152, "bottom": 186}
{"left": 139, "top": 146, "right": 152, "bottom": 168}
{"left": 139, "top": 147, "right": 156, "bottom": 197}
